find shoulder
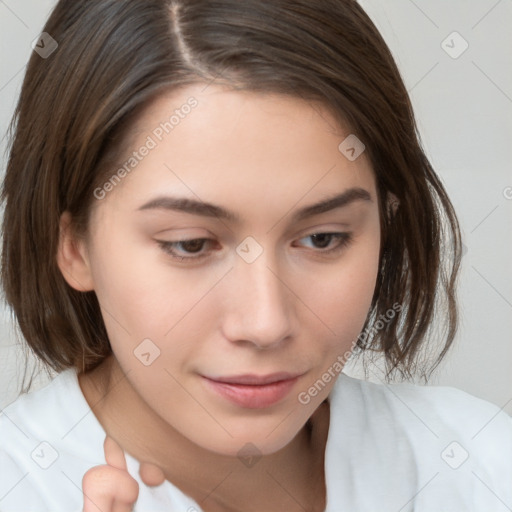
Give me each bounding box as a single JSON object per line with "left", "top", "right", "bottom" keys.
{"left": 334, "top": 371, "right": 512, "bottom": 437}
{"left": 1, "top": 368, "right": 106, "bottom": 449}
{"left": 327, "top": 372, "right": 512, "bottom": 509}
{"left": 0, "top": 369, "right": 106, "bottom": 511}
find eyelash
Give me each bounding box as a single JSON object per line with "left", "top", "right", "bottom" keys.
{"left": 156, "top": 232, "right": 353, "bottom": 262}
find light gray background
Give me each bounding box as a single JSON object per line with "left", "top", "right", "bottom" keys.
{"left": 0, "top": 1, "right": 511, "bottom": 412}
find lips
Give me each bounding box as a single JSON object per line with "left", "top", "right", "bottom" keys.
{"left": 206, "top": 372, "right": 302, "bottom": 386}
{"left": 201, "top": 372, "right": 304, "bottom": 409}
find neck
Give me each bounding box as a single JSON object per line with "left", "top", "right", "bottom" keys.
{"left": 79, "top": 355, "right": 329, "bottom": 512}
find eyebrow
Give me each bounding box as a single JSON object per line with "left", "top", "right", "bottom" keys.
{"left": 136, "top": 187, "right": 372, "bottom": 223}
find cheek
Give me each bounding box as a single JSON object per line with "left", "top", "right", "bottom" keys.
{"left": 301, "top": 234, "right": 380, "bottom": 335}
{"left": 89, "top": 213, "right": 380, "bottom": 369}
{"left": 302, "top": 234, "right": 379, "bottom": 372}
{"left": 87, "top": 232, "right": 227, "bottom": 368}
{"left": 290, "top": 243, "right": 380, "bottom": 405}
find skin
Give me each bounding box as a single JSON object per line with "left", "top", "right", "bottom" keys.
{"left": 82, "top": 436, "right": 139, "bottom": 512}
{"left": 57, "top": 83, "right": 385, "bottom": 511}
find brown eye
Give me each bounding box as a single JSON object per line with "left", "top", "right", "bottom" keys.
{"left": 156, "top": 238, "right": 213, "bottom": 261}
{"left": 295, "top": 232, "right": 353, "bottom": 254}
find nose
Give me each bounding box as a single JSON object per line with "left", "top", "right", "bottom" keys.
{"left": 221, "top": 252, "right": 295, "bottom": 350}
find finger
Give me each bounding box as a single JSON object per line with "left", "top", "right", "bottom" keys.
{"left": 139, "top": 461, "right": 166, "bottom": 487}
{"left": 104, "top": 436, "right": 128, "bottom": 471}
{"left": 82, "top": 465, "right": 139, "bottom": 512}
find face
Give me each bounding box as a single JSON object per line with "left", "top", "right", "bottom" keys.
{"left": 70, "top": 83, "right": 381, "bottom": 456}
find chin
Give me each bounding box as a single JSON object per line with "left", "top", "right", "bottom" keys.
{"left": 183, "top": 413, "right": 309, "bottom": 459}
{"left": 198, "top": 433, "right": 297, "bottom": 459}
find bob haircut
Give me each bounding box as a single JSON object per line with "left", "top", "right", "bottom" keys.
{"left": 1, "top": 0, "right": 462, "bottom": 385}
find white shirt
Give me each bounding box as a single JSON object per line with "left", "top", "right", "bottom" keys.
{"left": 1, "top": 368, "right": 511, "bottom": 511}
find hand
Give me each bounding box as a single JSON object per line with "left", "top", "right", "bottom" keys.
{"left": 82, "top": 436, "right": 166, "bottom": 512}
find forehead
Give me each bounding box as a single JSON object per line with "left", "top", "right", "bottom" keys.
{"left": 91, "top": 83, "right": 377, "bottom": 224}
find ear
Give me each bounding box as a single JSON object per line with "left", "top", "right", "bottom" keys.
{"left": 386, "top": 192, "right": 400, "bottom": 218}
{"left": 56, "top": 211, "right": 95, "bottom": 292}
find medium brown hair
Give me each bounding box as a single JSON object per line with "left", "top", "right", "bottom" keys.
{"left": 1, "top": 0, "right": 462, "bottom": 385}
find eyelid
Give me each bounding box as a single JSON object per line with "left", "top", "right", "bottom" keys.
{"left": 156, "top": 229, "right": 354, "bottom": 262}
{"left": 295, "top": 222, "right": 353, "bottom": 237}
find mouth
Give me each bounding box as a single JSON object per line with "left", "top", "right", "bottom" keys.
{"left": 201, "top": 372, "right": 304, "bottom": 409}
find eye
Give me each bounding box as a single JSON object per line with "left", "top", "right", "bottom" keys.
{"left": 156, "top": 232, "right": 353, "bottom": 263}
{"left": 156, "top": 238, "right": 214, "bottom": 261}
{"left": 294, "top": 232, "right": 353, "bottom": 255}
